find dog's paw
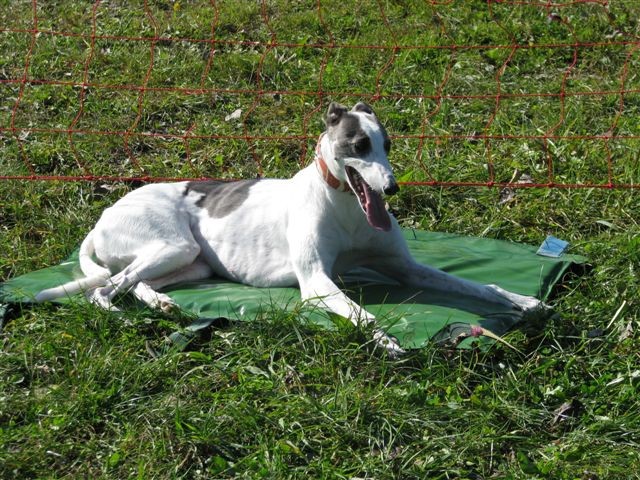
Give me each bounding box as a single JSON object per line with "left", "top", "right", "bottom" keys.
{"left": 488, "top": 285, "right": 551, "bottom": 319}
{"left": 155, "top": 293, "right": 179, "bottom": 315}
{"left": 86, "top": 288, "right": 120, "bottom": 311}
{"left": 521, "top": 300, "right": 552, "bottom": 323}
{"left": 373, "top": 329, "right": 405, "bottom": 358}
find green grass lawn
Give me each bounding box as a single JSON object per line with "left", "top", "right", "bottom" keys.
{"left": 1, "top": 1, "right": 639, "bottom": 478}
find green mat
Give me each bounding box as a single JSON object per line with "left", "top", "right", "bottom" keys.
{"left": 0, "top": 230, "right": 586, "bottom": 349}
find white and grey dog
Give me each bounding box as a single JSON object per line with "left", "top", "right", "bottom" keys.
{"left": 37, "top": 102, "right": 545, "bottom": 354}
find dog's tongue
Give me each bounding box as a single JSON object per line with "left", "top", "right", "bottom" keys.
{"left": 364, "top": 186, "right": 391, "bottom": 232}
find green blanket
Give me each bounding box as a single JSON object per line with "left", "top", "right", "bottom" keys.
{"left": 0, "top": 230, "right": 586, "bottom": 349}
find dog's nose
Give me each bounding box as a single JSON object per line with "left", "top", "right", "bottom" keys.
{"left": 384, "top": 182, "right": 400, "bottom": 196}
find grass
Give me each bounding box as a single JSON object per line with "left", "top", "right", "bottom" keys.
{"left": 1, "top": 0, "right": 640, "bottom": 478}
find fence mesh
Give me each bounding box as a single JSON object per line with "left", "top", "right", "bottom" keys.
{"left": 1, "top": 0, "right": 639, "bottom": 188}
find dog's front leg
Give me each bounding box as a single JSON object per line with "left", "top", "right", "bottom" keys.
{"left": 297, "top": 271, "right": 405, "bottom": 356}
{"left": 386, "top": 257, "right": 548, "bottom": 320}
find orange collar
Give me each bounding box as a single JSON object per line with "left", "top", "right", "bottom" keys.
{"left": 315, "top": 134, "right": 352, "bottom": 193}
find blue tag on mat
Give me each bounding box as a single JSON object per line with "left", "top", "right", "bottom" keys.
{"left": 537, "top": 235, "right": 569, "bottom": 258}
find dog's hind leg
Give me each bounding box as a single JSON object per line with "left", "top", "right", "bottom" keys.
{"left": 88, "top": 241, "right": 202, "bottom": 311}
{"left": 131, "top": 259, "right": 214, "bottom": 313}
{"left": 130, "top": 283, "right": 178, "bottom": 313}
{"left": 143, "top": 257, "right": 213, "bottom": 291}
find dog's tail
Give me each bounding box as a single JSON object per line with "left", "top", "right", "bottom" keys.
{"left": 35, "top": 230, "right": 111, "bottom": 302}
{"left": 77, "top": 230, "right": 110, "bottom": 278}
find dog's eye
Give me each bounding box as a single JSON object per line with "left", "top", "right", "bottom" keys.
{"left": 352, "top": 137, "right": 371, "bottom": 155}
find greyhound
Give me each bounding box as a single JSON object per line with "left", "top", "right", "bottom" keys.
{"left": 36, "top": 102, "right": 546, "bottom": 355}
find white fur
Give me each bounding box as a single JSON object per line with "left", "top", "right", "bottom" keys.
{"left": 36, "top": 103, "right": 546, "bottom": 355}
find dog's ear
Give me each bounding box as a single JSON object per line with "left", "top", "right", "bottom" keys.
{"left": 352, "top": 102, "right": 374, "bottom": 115}
{"left": 326, "top": 102, "right": 348, "bottom": 127}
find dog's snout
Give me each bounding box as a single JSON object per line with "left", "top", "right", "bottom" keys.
{"left": 384, "top": 182, "right": 400, "bottom": 196}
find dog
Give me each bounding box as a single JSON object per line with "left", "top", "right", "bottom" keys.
{"left": 36, "top": 102, "right": 546, "bottom": 355}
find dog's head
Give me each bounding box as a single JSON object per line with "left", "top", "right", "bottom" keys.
{"left": 324, "top": 102, "right": 399, "bottom": 232}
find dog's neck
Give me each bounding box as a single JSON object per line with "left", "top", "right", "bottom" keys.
{"left": 314, "top": 133, "right": 351, "bottom": 193}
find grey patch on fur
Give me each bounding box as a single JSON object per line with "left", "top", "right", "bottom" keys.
{"left": 185, "top": 180, "right": 260, "bottom": 218}
{"left": 330, "top": 113, "right": 369, "bottom": 159}
{"left": 328, "top": 109, "right": 391, "bottom": 159}
{"left": 353, "top": 103, "right": 391, "bottom": 154}
{"left": 353, "top": 103, "right": 391, "bottom": 153}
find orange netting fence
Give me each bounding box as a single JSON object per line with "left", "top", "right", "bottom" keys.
{"left": 1, "top": 0, "right": 639, "bottom": 189}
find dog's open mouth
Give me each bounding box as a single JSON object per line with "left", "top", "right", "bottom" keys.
{"left": 345, "top": 166, "right": 391, "bottom": 232}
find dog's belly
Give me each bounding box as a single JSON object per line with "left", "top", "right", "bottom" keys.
{"left": 200, "top": 238, "right": 298, "bottom": 287}
{"left": 191, "top": 186, "right": 298, "bottom": 288}
{"left": 194, "top": 222, "right": 298, "bottom": 287}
